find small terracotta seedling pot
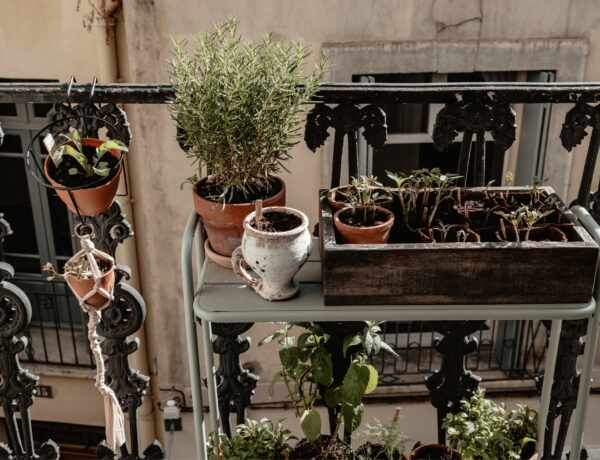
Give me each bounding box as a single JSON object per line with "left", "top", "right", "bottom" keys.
{"left": 65, "top": 264, "right": 115, "bottom": 309}
{"left": 327, "top": 184, "right": 394, "bottom": 210}
{"left": 333, "top": 206, "right": 394, "bottom": 244}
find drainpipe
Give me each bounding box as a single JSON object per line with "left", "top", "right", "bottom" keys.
{"left": 92, "top": 1, "right": 164, "bottom": 448}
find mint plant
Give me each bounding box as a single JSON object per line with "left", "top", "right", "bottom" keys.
{"left": 207, "top": 418, "right": 295, "bottom": 460}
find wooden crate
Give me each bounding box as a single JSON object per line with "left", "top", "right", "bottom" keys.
{"left": 319, "top": 188, "right": 599, "bottom": 305}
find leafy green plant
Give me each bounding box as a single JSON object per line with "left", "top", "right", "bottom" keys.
{"left": 169, "top": 18, "right": 328, "bottom": 203}
{"left": 260, "top": 322, "right": 398, "bottom": 451}
{"left": 341, "top": 176, "right": 391, "bottom": 226}
{"left": 207, "top": 418, "right": 295, "bottom": 460}
{"left": 49, "top": 127, "right": 127, "bottom": 177}
{"left": 495, "top": 205, "right": 554, "bottom": 242}
{"left": 357, "top": 407, "right": 407, "bottom": 460}
{"left": 443, "top": 390, "right": 537, "bottom": 460}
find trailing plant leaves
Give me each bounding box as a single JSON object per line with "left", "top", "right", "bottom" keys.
{"left": 269, "top": 370, "right": 282, "bottom": 398}
{"left": 300, "top": 409, "right": 321, "bottom": 442}
{"left": 379, "top": 340, "right": 399, "bottom": 358}
{"left": 97, "top": 139, "right": 128, "bottom": 161}
{"left": 324, "top": 387, "right": 343, "bottom": 408}
{"left": 61, "top": 144, "right": 91, "bottom": 175}
{"left": 342, "top": 334, "right": 362, "bottom": 357}
{"left": 341, "top": 402, "right": 364, "bottom": 433}
{"left": 310, "top": 347, "right": 333, "bottom": 386}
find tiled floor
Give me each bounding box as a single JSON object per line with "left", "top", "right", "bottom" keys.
{"left": 168, "top": 395, "right": 600, "bottom": 460}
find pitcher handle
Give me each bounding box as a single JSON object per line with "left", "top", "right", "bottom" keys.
{"left": 232, "top": 246, "right": 261, "bottom": 289}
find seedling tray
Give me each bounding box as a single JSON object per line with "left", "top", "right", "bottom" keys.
{"left": 319, "top": 187, "right": 599, "bottom": 305}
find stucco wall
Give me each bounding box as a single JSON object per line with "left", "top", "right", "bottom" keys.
{"left": 117, "top": 0, "right": 600, "bottom": 408}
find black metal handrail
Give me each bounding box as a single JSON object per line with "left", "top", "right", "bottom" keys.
{"left": 2, "top": 81, "right": 600, "bottom": 103}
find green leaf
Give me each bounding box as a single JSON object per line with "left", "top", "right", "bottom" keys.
{"left": 300, "top": 409, "right": 321, "bottom": 442}
{"left": 258, "top": 330, "right": 285, "bottom": 346}
{"left": 379, "top": 341, "right": 399, "bottom": 358}
{"left": 268, "top": 370, "right": 281, "bottom": 398}
{"left": 58, "top": 128, "right": 81, "bottom": 151}
{"left": 364, "top": 331, "right": 374, "bottom": 355}
{"left": 365, "top": 365, "right": 378, "bottom": 394}
{"left": 97, "top": 139, "right": 128, "bottom": 161}
{"left": 279, "top": 346, "right": 300, "bottom": 370}
{"left": 342, "top": 334, "right": 362, "bottom": 357}
{"left": 310, "top": 347, "right": 333, "bottom": 386}
{"left": 324, "top": 386, "right": 343, "bottom": 407}
{"left": 93, "top": 166, "right": 110, "bottom": 177}
{"left": 68, "top": 168, "right": 80, "bottom": 176}
{"left": 342, "top": 362, "right": 370, "bottom": 406}
{"left": 341, "top": 402, "right": 364, "bottom": 433}
{"left": 61, "top": 144, "right": 92, "bottom": 175}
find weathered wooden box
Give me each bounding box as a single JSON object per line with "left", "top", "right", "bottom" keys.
{"left": 319, "top": 188, "right": 599, "bottom": 306}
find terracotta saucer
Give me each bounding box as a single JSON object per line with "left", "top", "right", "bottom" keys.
{"left": 204, "top": 239, "right": 233, "bottom": 269}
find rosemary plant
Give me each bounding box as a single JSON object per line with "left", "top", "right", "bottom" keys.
{"left": 169, "top": 18, "right": 328, "bottom": 203}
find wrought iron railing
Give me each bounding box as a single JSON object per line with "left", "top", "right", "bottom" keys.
{"left": 1, "top": 81, "right": 600, "bottom": 459}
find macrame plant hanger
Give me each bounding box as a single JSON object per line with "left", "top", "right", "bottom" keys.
{"left": 25, "top": 77, "right": 127, "bottom": 453}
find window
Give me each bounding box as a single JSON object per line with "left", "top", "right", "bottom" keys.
{"left": 0, "top": 86, "right": 91, "bottom": 367}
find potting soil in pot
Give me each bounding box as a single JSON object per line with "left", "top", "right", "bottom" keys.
{"left": 196, "top": 176, "right": 282, "bottom": 204}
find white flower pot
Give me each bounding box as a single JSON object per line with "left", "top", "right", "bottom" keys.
{"left": 232, "top": 206, "right": 312, "bottom": 301}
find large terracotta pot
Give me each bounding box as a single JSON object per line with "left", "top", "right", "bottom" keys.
{"left": 44, "top": 138, "right": 122, "bottom": 216}
{"left": 65, "top": 266, "right": 115, "bottom": 309}
{"left": 333, "top": 206, "right": 394, "bottom": 244}
{"left": 192, "top": 176, "right": 286, "bottom": 259}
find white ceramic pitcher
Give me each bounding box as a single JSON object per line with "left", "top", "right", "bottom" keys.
{"left": 232, "top": 206, "right": 311, "bottom": 301}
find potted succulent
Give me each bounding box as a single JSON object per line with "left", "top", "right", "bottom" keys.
{"left": 232, "top": 201, "right": 312, "bottom": 301}
{"left": 207, "top": 418, "right": 295, "bottom": 460}
{"left": 260, "top": 321, "right": 398, "bottom": 459}
{"left": 356, "top": 408, "right": 407, "bottom": 460}
{"left": 170, "top": 18, "right": 327, "bottom": 265}
{"left": 443, "top": 390, "right": 538, "bottom": 460}
{"left": 43, "top": 251, "right": 115, "bottom": 309}
{"left": 333, "top": 176, "right": 395, "bottom": 244}
{"left": 43, "top": 127, "right": 128, "bottom": 216}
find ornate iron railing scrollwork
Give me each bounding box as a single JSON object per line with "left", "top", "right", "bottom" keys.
{"left": 304, "top": 102, "right": 387, "bottom": 188}
{"left": 432, "top": 94, "right": 516, "bottom": 186}
{"left": 0, "top": 216, "right": 59, "bottom": 460}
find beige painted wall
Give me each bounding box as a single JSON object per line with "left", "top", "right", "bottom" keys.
{"left": 117, "top": 0, "right": 600, "bottom": 408}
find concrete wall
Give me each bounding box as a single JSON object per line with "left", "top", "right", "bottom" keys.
{"left": 117, "top": 0, "right": 600, "bottom": 407}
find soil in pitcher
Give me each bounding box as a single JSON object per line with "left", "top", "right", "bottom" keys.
{"left": 48, "top": 144, "right": 119, "bottom": 188}
{"left": 197, "top": 176, "right": 282, "bottom": 204}
{"left": 339, "top": 209, "right": 390, "bottom": 228}
{"left": 251, "top": 211, "right": 302, "bottom": 232}
{"left": 290, "top": 436, "right": 354, "bottom": 460}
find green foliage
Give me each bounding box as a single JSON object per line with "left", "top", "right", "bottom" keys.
{"left": 207, "top": 418, "right": 295, "bottom": 460}
{"left": 49, "top": 127, "right": 127, "bottom": 178}
{"left": 260, "top": 322, "right": 398, "bottom": 447}
{"left": 340, "top": 176, "right": 391, "bottom": 226}
{"left": 443, "top": 390, "right": 537, "bottom": 460}
{"left": 169, "top": 18, "right": 328, "bottom": 203}
{"left": 495, "top": 205, "right": 554, "bottom": 242}
{"left": 387, "top": 168, "right": 461, "bottom": 227}
{"left": 358, "top": 408, "right": 407, "bottom": 460}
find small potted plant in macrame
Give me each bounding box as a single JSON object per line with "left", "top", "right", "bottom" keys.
{"left": 43, "top": 127, "right": 128, "bottom": 216}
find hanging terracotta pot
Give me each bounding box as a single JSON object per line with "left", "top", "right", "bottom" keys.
{"left": 334, "top": 206, "right": 394, "bottom": 244}
{"left": 65, "top": 264, "right": 115, "bottom": 309}
{"left": 192, "top": 175, "right": 286, "bottom": 261}
{"left": 44, "top": 138, "right": 123, "bottom": 216}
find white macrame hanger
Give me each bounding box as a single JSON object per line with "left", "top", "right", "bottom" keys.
{"left": 65, "top": 231, "right": 126, "bottom": 452}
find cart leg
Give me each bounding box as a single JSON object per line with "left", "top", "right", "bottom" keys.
{"left": 570, "top": 311, "right": 600, "bottom": 460}
{"left": 202, "top": 319, "right": 221, "bottom": 439}
{"left": 538, "top": 319, "right": 562, "bottom": 456}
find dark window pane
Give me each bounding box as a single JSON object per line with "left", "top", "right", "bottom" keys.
{"left": 5, "top": 255, "right": 40, "bottom": 273}
{"left": 46, "top": 189, "right": 73, "bottom": 257}
{"left": 0, "top": 103, "right": 17, "bottom": 117}
{"left": 0, "top": 133, "right": 23, "bottom": 153}
{"left": 0, "top": 157, "right": 39, "bottom": 258}
{"left": 32, "top": 103, "right": 53, "bottom": 118}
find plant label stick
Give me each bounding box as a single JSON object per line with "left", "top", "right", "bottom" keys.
{"left": 255, "top": 199, "right": 263, "bottom": 231}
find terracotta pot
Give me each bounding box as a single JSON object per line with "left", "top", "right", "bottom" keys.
{"left": 65, "top": 266, "right": 115, "bottom": 309}
{"left": 333, "top": 206, "right": 394, "bottom": 244}
{"left": 44, "top": 138, "right": 123, "bottom": 216}
{"left": 410, "top": 444, "right": 461, "bottom": 459}
{"left": 232, "top": 206, "right": 311, "bottom": 301}
{"left": 416, "top": 225, "right": 480, "bottom": 243}
{"left": 327, "top": 184, "right": 393, "bottom": 210}
{"left": 192, "top": 176, "right": 286, "bottom": 259}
